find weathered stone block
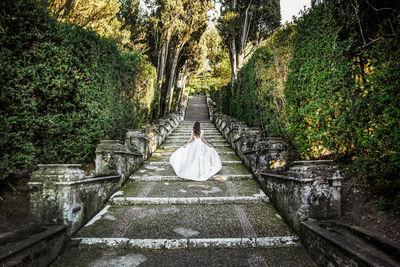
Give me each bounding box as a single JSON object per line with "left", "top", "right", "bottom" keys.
{"left": 260, "top": 160, "right": 342, "bottom": 232}
{"left": 300, "top": 220, "right": 400, "bottom": 267}
{"left": 125, "top": 130, "right": 149, "bottom": 159}
{"left": 95, "top": 141, "right": 126, "bottom": 176}
{"left": 30, "top": 164, "right": 120, "bottom": 233}
{"left": 256, "top": 137, "right": 288, "bottom": 175}
{"left": 143, "top": 126, "right": 161, "bottom": 154}
{"left": 0, "top": 225, "right": 67, "bottom": 267}
{"left": 32, "top": 164, "right": 85, "bottom": 183}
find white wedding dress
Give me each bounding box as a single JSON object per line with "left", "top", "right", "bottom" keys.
{"left": 170, "top": 130, "right": 222, "bottom": 181}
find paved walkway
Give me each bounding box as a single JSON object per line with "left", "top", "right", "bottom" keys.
{"left": 54, "top": 96, "right": 312, "bottom": 266}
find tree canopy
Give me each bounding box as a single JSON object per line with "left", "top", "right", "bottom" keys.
{"left": 217, "top": 0, "right": 281, "bottom": 95}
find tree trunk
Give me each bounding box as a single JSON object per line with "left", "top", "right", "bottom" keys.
{"left": 164, "top": 47, "right": 180, "bottom": 116}
{"left": 155, "top": 41, "right": 167, "bottom": 118}
{"left": 228, "top": 0, "right": 253, "bottom": 97}
{"left": 178, "top": 74, "right": 188, "bottom": 108}
{"left": 229, "top": 40, "right": 237, "bottom": 96}
{"left": 155, "top": 27, "right": 173, "bottom": 118}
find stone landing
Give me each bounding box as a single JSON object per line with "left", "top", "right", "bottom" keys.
{"left": 53, "top": 97, "right": 313, "bottom": 266}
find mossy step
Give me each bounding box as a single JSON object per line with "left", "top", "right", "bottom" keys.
{"left": 151, "top": 150, "right": 236, "bottom": 157}
{"left": 76, "top": 203, "right": 294, "bottom": 240}
{"left": 112, "top": 180, "right": 263, "bottom": 199}
{"left": 169, "top": 134, "right": 222, "bottom": 138}
{"left": 146, "top": 160, "right": 241, "bottom": 165}
{"left": 110, "top": 195, "right": 268, "bottom": 205}
{"left": 131, "top": 164, "right": 250, "bottom": 178}
{"left": 173, "top": 128, "right": 219, "bottom": 131}
{"left": 148, "top": 152, "right": 239, "bottom": 162}
{"left": 179, "top": 122, "right": 214, "bottom": 125}
{"left": 54, "top": 246, "right": 312, "bottom": 266}
{"left": 166, "top": 136, "right": 225, "bottom": 141}
{"left": 160, "top": 143, "right": 230, "bottom": 149}
{"left": 162, "top": 141, "right": 229, "bottom": 146}
{"left": 129, "top": 174, "right": 252, "bottom": 181}
{"left": 175, "top": 127, "right": 217, "bottom": 130}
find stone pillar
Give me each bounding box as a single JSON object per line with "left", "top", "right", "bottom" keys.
{"left": 96, "top": 140, "right": 125, "bottom": 176}
{"left": 29, "top": 164, "right": 123, "bottom": 234}
{"left": 143, "top": 126, "right": 160, "bottom": 154}
{"left": 29, "top": 164, "right": 85, "bottom": 229}
{"left": 257, "top": 137, "right": 288, "bottom": 175}
{"left": 125, "top": 130, "right": 149, "bottom": 160}
{"left": 235, "top": 131, "right": 261, "bottom": 173}
{"left": 260, "top": 160, "right": 342, "bottom": 232}
{"left": 206, "top": 95, "right": 216, "bottom": 121}
{"left": 95, "top": 139, "right": 143, "bottom": 179}
{"left": 286, "top": 160, "right": 342, "bottom": 219}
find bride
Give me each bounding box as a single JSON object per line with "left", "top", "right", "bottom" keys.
{"left": 170, "top": 121, "right": 222, "bottom": 181}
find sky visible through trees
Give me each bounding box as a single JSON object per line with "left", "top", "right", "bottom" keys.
{"left": 280, "top": 0, "right": 311, "bottom": 24}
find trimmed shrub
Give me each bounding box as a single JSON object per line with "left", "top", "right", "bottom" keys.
{"left": 211, "top": 1, "right": 400, "bottom": 196}
{"left": 0, "top": 0, "right": 156, "bottom": 180}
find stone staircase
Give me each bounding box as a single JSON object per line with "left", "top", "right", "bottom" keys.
{"left": 53, "top": 97, "right": 313, "bottom": 266}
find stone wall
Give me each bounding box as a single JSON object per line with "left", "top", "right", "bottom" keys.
{"left": 0, "top": 225, "right": 66, "bottom": 267}
{"left": 29, "top": 95, "right": 188, "bottom": 235}
{"left": 206, "top": 93, "right": 342, "bottom": 233}
{"left": 300, "top": 220, "right": 400, "bottom": 266}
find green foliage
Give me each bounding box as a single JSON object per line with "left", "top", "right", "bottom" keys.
{"left": 0, "top": 0, "right": 156, "bottom": 181}
{"left": 211, "top": 0, "right": 400, "bottom": 197}
{"left": 231, "top": 57, "right": 260, "bottom": 126}
{"left": 285, "top": 4, "right": 355, "bottom": 159}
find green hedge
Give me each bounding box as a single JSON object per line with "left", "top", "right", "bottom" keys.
{"left": 0, "top": 0, "right": 156, "bottom": 180}
{"left": 211, "top": 1, "right": 400, "bottom": 196}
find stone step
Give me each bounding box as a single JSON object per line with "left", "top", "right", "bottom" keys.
{"left": 173, "top": 129, "right": 217, "bottom": 132}
{"left": 146, "top": 160, "right": 242, "bottom": 165}
{"left": 169, "top": 134, "right": 222, "bottom": 138}
{"left": 160, "top": 144, "right": 230, "bottom": 149}
{"left": 148, "top": 152, "right": 240, "bottom": 162}
{"left": 72, "top": 236, "right": 298, "bottom": 250}
{"left": 169, "top": 133, "right": 222, "bottom": 139}
{"left": 175, "top": 128, "right": 217, "bottom": 131}
{"left": 173, "top": 126, "right": 218, "bottom": 130}
{"left": 163, "top": 141, "right": 228, "bottom": 146}
{"left": 179, "top": 123, "right": 214, "bottom": 126}
{"left": 111, "top": 180, "right": 264, "bottom": 200}
{"left": 151, "top": 151, "right": 236, "bottom": 156}
{"left": 177, "top": 124, "right": 215, "bottom": 127}
{"left": 155, "top": 146, "right": 234, "bottom": 153}
{"left": 129, "top": 174, "right": 252, "bottom": 181}
{"left": 176, "top": 125, "right": 215, "bottom": 127}
{"left": 131, "top": 163, "right": 250, "bottom": 179}
{"left": 162, "top": 140, "right": 229, "bottom": 145}
{"left": 53, "top": 245, "right": 312, "bottom": 266}
{"left": 182, "top": 120, "right": 212, "bottom": 123}
{"left": 110, "top": 195, "right": 268, "bottom": 205}
{"left": 167, "top": 136, "right": 225, "bottom": 140}
{"left": 76, "top": 203, "right": 296, "bottom": 241}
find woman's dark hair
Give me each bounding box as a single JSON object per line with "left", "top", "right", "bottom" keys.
{"left": 193, "top": 121, "right": 201, "bottom": 137}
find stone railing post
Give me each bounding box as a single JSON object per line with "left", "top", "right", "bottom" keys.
{"left": 286, "top": 160, "right": 342, "bottom": 219}
{"left": 29, "top": 164, "right": 85, "bottom": 232}
{"left": 256, "top": 137, "right": 288, "bottom": 175}
{"left": 96, "top": 140, "right": 125, "bottom": 176}
{"left": 125, "top": 130, "right": 149, "bottom": 160}
{"left": 260, "top": 160, "right": 342, "bottom": 232}
{"left": 29, "top": 164, "right": 122, "bottom": 234}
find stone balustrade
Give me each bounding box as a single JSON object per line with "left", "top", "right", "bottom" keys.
{"left": 206, "top": 92, "right": 342, "bottom": 233}
{"left": 29, "top": 94, "right": 188, "bottom": 234}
